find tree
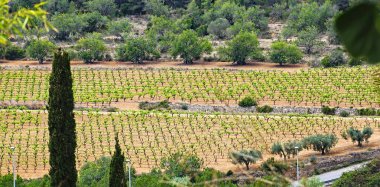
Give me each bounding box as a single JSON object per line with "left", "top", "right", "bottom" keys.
{"left": 116, "top": 36, "right": 159, "bottom": 64}
{"left": 85, "top": 0, "right": 117, "bottom": 17}
{"left": 345, "top": 127, "right": 373, "bottom": 147}
{"left": 146, "top": 16, "right": 178, "bottom": 52}
{"left": 296, "top": 26, "right": 325, "bottom": 54}
{"left": 109, "top": 136, "right": 126, "bottom": 187}
{"left": 26, "top": 39, "right": 55, "bottom": 64}
{"left": 0, "top": 0, "right": 54, "bottom": 44}
{"left": 50, "top": 13, "right": 86, "bottom": 40}
{"left": 170, "top": 30, "right": 212, "bottom": 64}
{"left": 219, "top": 31, "right": 261, "bottom": 65}
{"left": 48, "top": 49, "right": 77, "bottom": 186}
{"left": 230, "top": 149, "right": 262, "bottom": 170}
{"left": 320, "top": 49, "right": 346, "bottom": 68}
{"left": 270, "top": 41, "right": 303, "bottom": 66}
{"left": 207, "top": 18, "right": 230, "bottom": 39}
{"left": 160, "top": 152, "right": 203, "bottom": 178}
{"left": 145, "top": 0, "right": 171, "bottom": 17}
{"left": 107, "top": 18, "right": 131, "bottom": 38}
{"left": 79, "top": 157, "right": 111, "bottom": 187}
{"left": 76, "top": 36, "right": 106, "bottom": 63}
{"left": 303, "top": 134, "right": 338, "bottom": 155}
{"left": 271, "top": 140, "right": 304, "bottom": 161}
{"left": 244, "top": 6, "right": 269, "bottom": 34}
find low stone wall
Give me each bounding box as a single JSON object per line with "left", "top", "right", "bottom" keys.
{"left": 170, "top": 103, "right": 358, "bottom": 116}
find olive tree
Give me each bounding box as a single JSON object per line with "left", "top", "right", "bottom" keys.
{"left": 219, "top": 31, "right": 261, "bottom": 65}
{"left": 26, "top": 39, "right": 56, "bottom": 64}
{"left": 207, "top": 18, "right": 230, "bottom": 39}
{"left": 76, "top": 36, "right": 106, "bottom": 63}
{"left": 344, "top": 127, "right": 373, "bottom": 147}
{"left": 271, "top": 140, "right": 304, "bottom": 161}
{"left": 116, "top": 36, "right": 159, "bottom": 64}
{"left": 270, "top": 41, "right": 303, "bottom": 66}
{"left": 230, "top": 149, "right": 262, "bottom": 170}
{"left": 303, "top": 134, "right": 338, "bottom": 155}
{"left": 170, "top": 30, "right": 212, "bottom": 64}
{"left": 296, "top": 26, "right": 325, "bottom": 54}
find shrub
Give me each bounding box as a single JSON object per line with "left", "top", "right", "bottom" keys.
{"left": 256, "top": 105, "right": 273, "bottom": 113}
{"left": 207, "top": 18, "right": 230, "bottom": 39}
{"left": 180, "top": 104, "right": 189, "bottom": 110}
{"left": 80, "top": 12, "right": 109, "bottom": 34}
{"left": 260, "top": 157, "right": 289, "bottom": 174}
{"left": 145, "top": 0, "right": 171, "bottom": 17}
{"left": 301, "top": 177, "right": 324, "bottom": 187}
{"left": 139, "top": 101, "right": 171, "bottom": 111}
{"left": 85, "top": 0, "right": 117, "bottom": 17}
{"left": 339, "top": 110, "right": 350, "bottom": 117}
{"left": 270, "top": 41, "right": 303, "bottom": 66}
{"left": 116, "top": 37, "right": 159, "bottom": 64}
{"left": 50, "top": 13, "right": 87, "bottom": 40}
{"left": 219, "top": 31, "right": 261, "bottom": 65}
{"left": 238, "top": 96, "right": 257, "bottom": 107}
{"left": 26, "top": 39, "right": 56, "bottom": 64}
{"left": 78, "top": 157, "right": 111, "bottom": 187}
{"left": 348, "top": 58, "right": 363, "bottom": 66}
{"left": 0, "top": 174, "right": 23, "bottom": 187}
{"left": 160, "top": 152, "right": 203, "bottom": 178}
{"left": 321, "top": 49, "right": 346, "bottom": 68}
{"left": 4, "top": 45, "right": 25, "bottom": 60}
{"left": 357, "top": 108, "right": 378, "bottom": 116}
{"left": 321, "top": 106, "right": 336, "bottom": 115}
{"left": 309, "top": 155, "right": 317, "bottom": 164}
{"left": 107, "top": 18, "right": 131, "bottom": 38}
{"left": 76, "top": 36, "right": 106, "bottom": 63}
{"left": 170, "top": 30, "right": 212, "bottom": 64}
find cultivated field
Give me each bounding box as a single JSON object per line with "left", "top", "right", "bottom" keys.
{"left": 0, "top": 109, "right": 379, "bottom": 178}
{"left": 0, "top": 67, "right": 378, "bottom": 108}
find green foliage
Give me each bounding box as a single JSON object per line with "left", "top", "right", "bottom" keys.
{"left": 321, "top": 106, "right": 336, "bottom": 115}
{"left": 78, "top": 157, "right": 111, "bottom": 187}
{"left": 4, "top": 44, "right": 25, "bottom": 60}
{"left": 22, "top": 175, "right": 50, "bottom": 187}
{"left": 335, "top": 2, "right": 380, "bottom": 63}
{"left": 238, "top": 96, "right": 257, "bottom": 107}
{"left": 332, "top": 159, "right": 380, "bottom": 187}
{"left": 116, "top": 36, "right": 159, "bottom": 64}
{"left": 160, "top": 152, "right": 203, "bottom": 178}
{"left": 0, "top": 174, "right": 23, "bottom": 187}
{"left": 46, "top": 0, "right": 71, "bottom": 14}
{"left": 283, "top": 1, "right": 335, "bottom": 37}
{"left": 207, "top": 18, "right": 230, "bottom": 39}
{"left": 226, "top": 21, "right": 255, "bottom": 39}
{"left": 321, "top": 49, "right": 346, "bottom": 68}
{"left": 118, "top": 0, "right": 146, "bottom": 15}
{"left": 230, "top": 149, "right": 262, "bottom": 170}
{"left": 170, "top": 30, "right": 212, "bottom": 64}
{"left": 301, "top": 177, "right": 324, "bottom": 187}
{"left": 219, "top": 31, "right": 261, "bottom": 65}
{"left": 270, "top": 3, "right": 290, "bottom": 21}
{"left": 348, "top": 57, "right": 364, "bottom": 67}
{"left": 80, "top": 12, "right": 109, "bottom": 34}
{"left": 244, "top": 6, "right": 269, "bottom": 34}
{"left": 26, "top": 39, "right": 55, "bottom": 64}
{"left": 50, "top": 13, "right": 86, "bottom": 40}
{"left": 339, "top": 110, "right": 350, "bottom": 117}
{"left": 146, "top": 16, "right": 178, "bottom": 52}
{"left": 303, "top": 134, "right": 338, "bottom": 155}
{"left": 357, "top": 108, "right": 379, "bottom": 116}
{"left": 109, "top": 136, "right": 126, "bottom": 187}
{"left": 134, "top": 172, "right": 169, "bottom": 187}
{"left": 296, "top": 26, "right": 325, "bottom": 54}
{"left": 193, "top": 168, "right": 224, "bottom": 184}
{"left": 260, "top": 157, "right": 289, "bottom": 174}
{"left": 85, "top": 0, "right": 117, "bottom": 17}
{"left": 107, "top": 18, "right": 131, "bottom": 38}
{"left": 139, "top": 100, "right": 171, "bottom": 110}
{"left": 256, "top": 105, "right": 273, "bottom": 113}
{"left": 269, "top": 41, "right": 303, "bottom": 66}
{"left": 48, "top": 50, "right": 77, "bottom": 186}
{"left": 145, "top": 0, "right": 171, "bottom": 17}
{"left": 76, "top": 36, "right": 106, "bottom": 63}
{"left": 271, "top": 140, "right": 303, "bottom": 161}
{"left": 346, "top": 127, "right": 373, "bottom": 147}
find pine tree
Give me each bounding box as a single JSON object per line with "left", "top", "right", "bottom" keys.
{"left": 48, "top": 49, "right": 77, "bottom": 187}
{"left": 109, "top": 136, "right": 126, "bottom": 187}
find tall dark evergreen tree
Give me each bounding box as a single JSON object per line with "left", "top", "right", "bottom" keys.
{"left": 109, "top": 136, "right": 126, "bottom": 187}
{"left": 48, "top": 49, "right": 77, "bottom": 187}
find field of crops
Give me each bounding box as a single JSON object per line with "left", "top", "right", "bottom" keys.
{"left": 0, "top": 109, "right": 378, "bottom": 177}
{"left": 0, "top": 67, "right": 378, "bottom": 107}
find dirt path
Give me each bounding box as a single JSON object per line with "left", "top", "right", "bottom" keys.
{"left": 0, "top": 60, "right": 309, "bottom": 72}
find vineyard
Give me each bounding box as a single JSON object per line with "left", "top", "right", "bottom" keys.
{"left": 0, "top": 67, "right": 378, "bottom": 107}
{"left": 0, "top": 109, "right": 378, "bottom": 178}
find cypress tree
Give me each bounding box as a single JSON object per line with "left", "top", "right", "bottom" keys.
{"left": 48, "top": 49, "right": 77, "bottom": 186}
{"left": 109, "top": 136, "right": 126, "bottom": 187}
